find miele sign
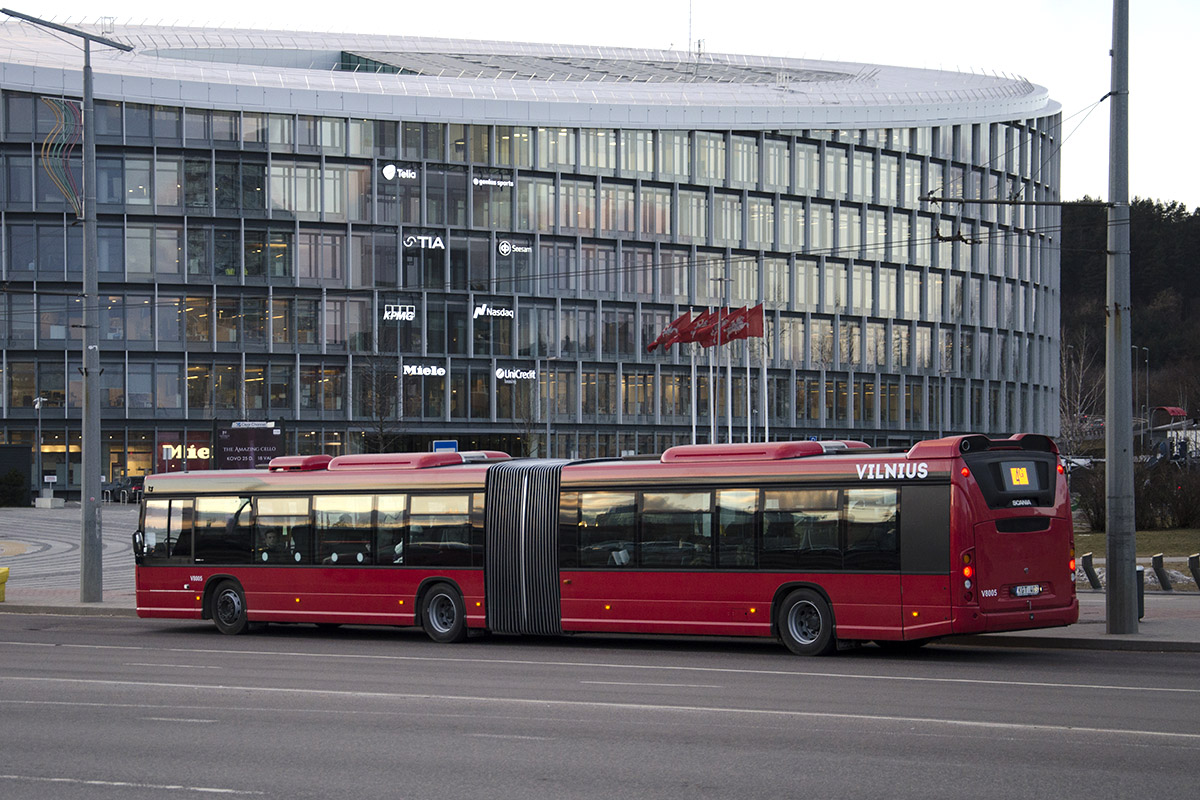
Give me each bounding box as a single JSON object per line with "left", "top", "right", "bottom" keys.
{"left": 404, "top": 364, "right": 446, "bottom": 377}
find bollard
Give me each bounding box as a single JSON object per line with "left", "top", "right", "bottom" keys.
{"left": 0, "top": 566, "right": 7, "bottom": 602}
{"left": 1151, "top": 553, "right": 1173, "bottom": 591}
{"left": 1136, "top": 565, "right": 1145, "bottom": 620}
{"left": 1189, "top": 554, "right": 1200, "bottom": 589}
{"left": 1081, "top": 552, "right": 1102, "bottom": 589}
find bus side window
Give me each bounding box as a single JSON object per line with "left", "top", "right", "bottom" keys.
{"left": 143, "top": 499, "right": 191, "bottom": 562}
{"left": 576, "top": 491, "right": 635, "bottom": 568}
{"left": 313, "top": 495, "right": 372, "bottom": 565}
{"left": 376, "top": 494, "right": 407, "bottom": 565}
{"left": 408, "top": 494, "right": 472, "bottom": 567}
{"left": 717, "top": 489, "right": 758, "bottom": 568}
{"left": 844, "top": 488, "right": 899, "bottom": 571}
{"left": 194, "top": 496, "right": 253, "bottom": 564}
{"left": 762, "top": 489, "right": 840, "bottom": 571}
{"left": 255, "top": 497, "right": 311, "bottom": 564}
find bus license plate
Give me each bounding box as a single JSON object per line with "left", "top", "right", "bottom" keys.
{"left": 1014, "top": 584, "right": 1042, "bottom": 597}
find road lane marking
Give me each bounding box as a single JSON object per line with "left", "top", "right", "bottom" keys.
{"left": 3, "top": 675, "right": 1199, "bottom": 743}
{"left": 141, "top": 717, "right": 219, "bottom": 723}
{"left": 126, "top": 662, "right": 222, "bottom": 669}
{"left": 0, "top": 774, "right": 261, "bottom": 795}
{"left": 3, "top": 639, "right": 1196, "bottom": 697}
{"left": 467, "top": 733, "right": 554, "bottom": 741}
{"left": 581, "top": 681, "right": 722, "bottom": 688}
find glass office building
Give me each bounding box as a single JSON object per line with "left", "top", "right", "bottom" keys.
{"left": 0, "top": 23, "right": 1061, "bottom": 486}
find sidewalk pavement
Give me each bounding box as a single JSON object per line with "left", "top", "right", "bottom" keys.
{"left": 1, "top": 583, "right": 1197, "bottom": 653}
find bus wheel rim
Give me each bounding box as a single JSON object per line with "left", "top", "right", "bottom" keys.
{"left": 788, "top": 600, "right": 822, "bottom": 645}
{"left": 429, "top": 594, "right": 455, "bottom": 633}
{"left": 217, "top": 589, "right": 242, "bottom": 625}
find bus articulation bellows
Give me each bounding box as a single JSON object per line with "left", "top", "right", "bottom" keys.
{"left": 132, "top": 434, "right": 1078, "bottom": 655}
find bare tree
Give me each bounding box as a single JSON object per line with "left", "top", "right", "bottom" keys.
{"left": 1059, "top": 328, "right": 1104, "bottom": 456}
{"left": 353, "top": 355, "right": 404, "bottom": 453}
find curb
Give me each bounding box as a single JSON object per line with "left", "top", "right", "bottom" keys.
{"left": 0, "top": 604, "right": 138, "bottom": 618}
{"left": 947, "top": 633, "right": 1200, "bottom": 653}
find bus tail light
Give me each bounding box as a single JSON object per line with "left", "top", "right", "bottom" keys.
{"left": 961, "top": 549, "right": 976, "bottom": 603}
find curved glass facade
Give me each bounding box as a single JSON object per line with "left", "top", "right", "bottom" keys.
{"left": 0, "top": 46, "right": 1061, "bottom": 485}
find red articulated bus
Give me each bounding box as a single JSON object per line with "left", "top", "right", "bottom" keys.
{"left": 132, "top": 434, "right": 1078, "bottom": 655}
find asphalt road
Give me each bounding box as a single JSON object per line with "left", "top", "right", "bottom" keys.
{"left": 1, "top": 614, "right": 1197, "bottom": 799}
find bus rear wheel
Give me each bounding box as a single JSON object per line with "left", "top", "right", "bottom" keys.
{"left": 420, "top": 583, "right": 468, "bottom": 643}
{"left": 211, "top": 580, "right": 249, "bottom": 635}
{"left": 778, "top": 588, "right": 835, "bottom": 656}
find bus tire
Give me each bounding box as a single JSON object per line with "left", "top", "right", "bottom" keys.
{"left": 211, "top": 580, "right": 249, "bottom": 636}
{"left": 778, "top": 588, "right": 835, "bottom": 656}
{"left": 420, "top": 583, "right": 468, "bottom": 644}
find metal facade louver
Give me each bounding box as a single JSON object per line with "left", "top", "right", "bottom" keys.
{"left": 484, "top": 460, "right": 571, "bottom": 635}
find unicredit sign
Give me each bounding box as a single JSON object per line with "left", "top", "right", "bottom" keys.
{"left": 495, "top": 367, "right": 536, "bottom": 382}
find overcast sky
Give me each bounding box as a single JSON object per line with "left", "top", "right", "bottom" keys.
{"left": 10, "top": 1, "right": 1197, "bottom": 208}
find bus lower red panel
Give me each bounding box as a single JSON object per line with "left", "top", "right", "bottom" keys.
{"left": 135, "top": 566, "right": 203, "bottom": 619}
{"left": 900, "top": 573, "right": 954, "bottom": 640}
{"left": 135, "top": 567, "right": 487, "bottom": 628}
{"left": 559, "top": 571, "right": 903, "bottom": 641}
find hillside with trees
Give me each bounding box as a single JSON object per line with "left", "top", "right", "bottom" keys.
{"left": 1059, "top": 198, "right": 1200, "bottom": 443}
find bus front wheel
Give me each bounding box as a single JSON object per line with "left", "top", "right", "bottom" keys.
{"left": 778, "top": 588, "right": 835, "bottom": 656}
{"left": 420, "top": 583, "right": 468, "bottom": 643}
{"left": 211, "top": 580, "right": 249, "bottom": 635}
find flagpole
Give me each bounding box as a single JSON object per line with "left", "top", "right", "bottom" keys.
{"left": 708, "top": 305, "right": 716, "bottom": 443}
{"left": 690, "top": 343, "right": 697, "bottom": 444}
{"left": 762, "top": 333, "right": 769, "bottom": 442}
{"left": 725, "top": 308, "right": 732, "bottom": 445}
{"left": 746, "top": 339, "right": 751, "bottom": 442}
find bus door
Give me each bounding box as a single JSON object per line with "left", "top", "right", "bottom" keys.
{"left": 899, "top": 485, "right": 953, "bottom": 639}
{"left": 137, "top": 498, "right": 202, "bottom": 617}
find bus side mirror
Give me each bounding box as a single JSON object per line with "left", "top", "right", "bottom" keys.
{"left": 132, "top": 531, "right": 145, "bottom": 564}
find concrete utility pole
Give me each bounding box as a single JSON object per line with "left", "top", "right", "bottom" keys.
{"left": 1105, "top": 0, "right": 1137, "bottom": 634}
{"left": 1, "top": 9, "right": 133, "bottom": 602}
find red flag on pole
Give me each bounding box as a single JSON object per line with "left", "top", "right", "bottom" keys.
{"left": 745, "top": 303, "right": 764, "bottom": 339}
{"left": 694, "top": 307, "right": 736, "bottom": 348}
{"left": 647, "top": 311, "right": 695, "bottom": 352}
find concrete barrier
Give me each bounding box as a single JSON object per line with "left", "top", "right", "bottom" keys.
{"left": 1151, "top": 553, "right": 1173, "bottom": 591}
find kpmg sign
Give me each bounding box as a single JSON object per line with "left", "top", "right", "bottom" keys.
{"left": 383, "top": 304, "right": 417, "bottom": 322}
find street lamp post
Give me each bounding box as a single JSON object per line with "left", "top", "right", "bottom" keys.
{"left": 33, "top": 395, "right": 44, "bottom": 497}
{"left": 1, "top": 10, "right": 132, "bottom": 602}
{"left": 1142, "top": 346, "right": 1150, "bottom": 449}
